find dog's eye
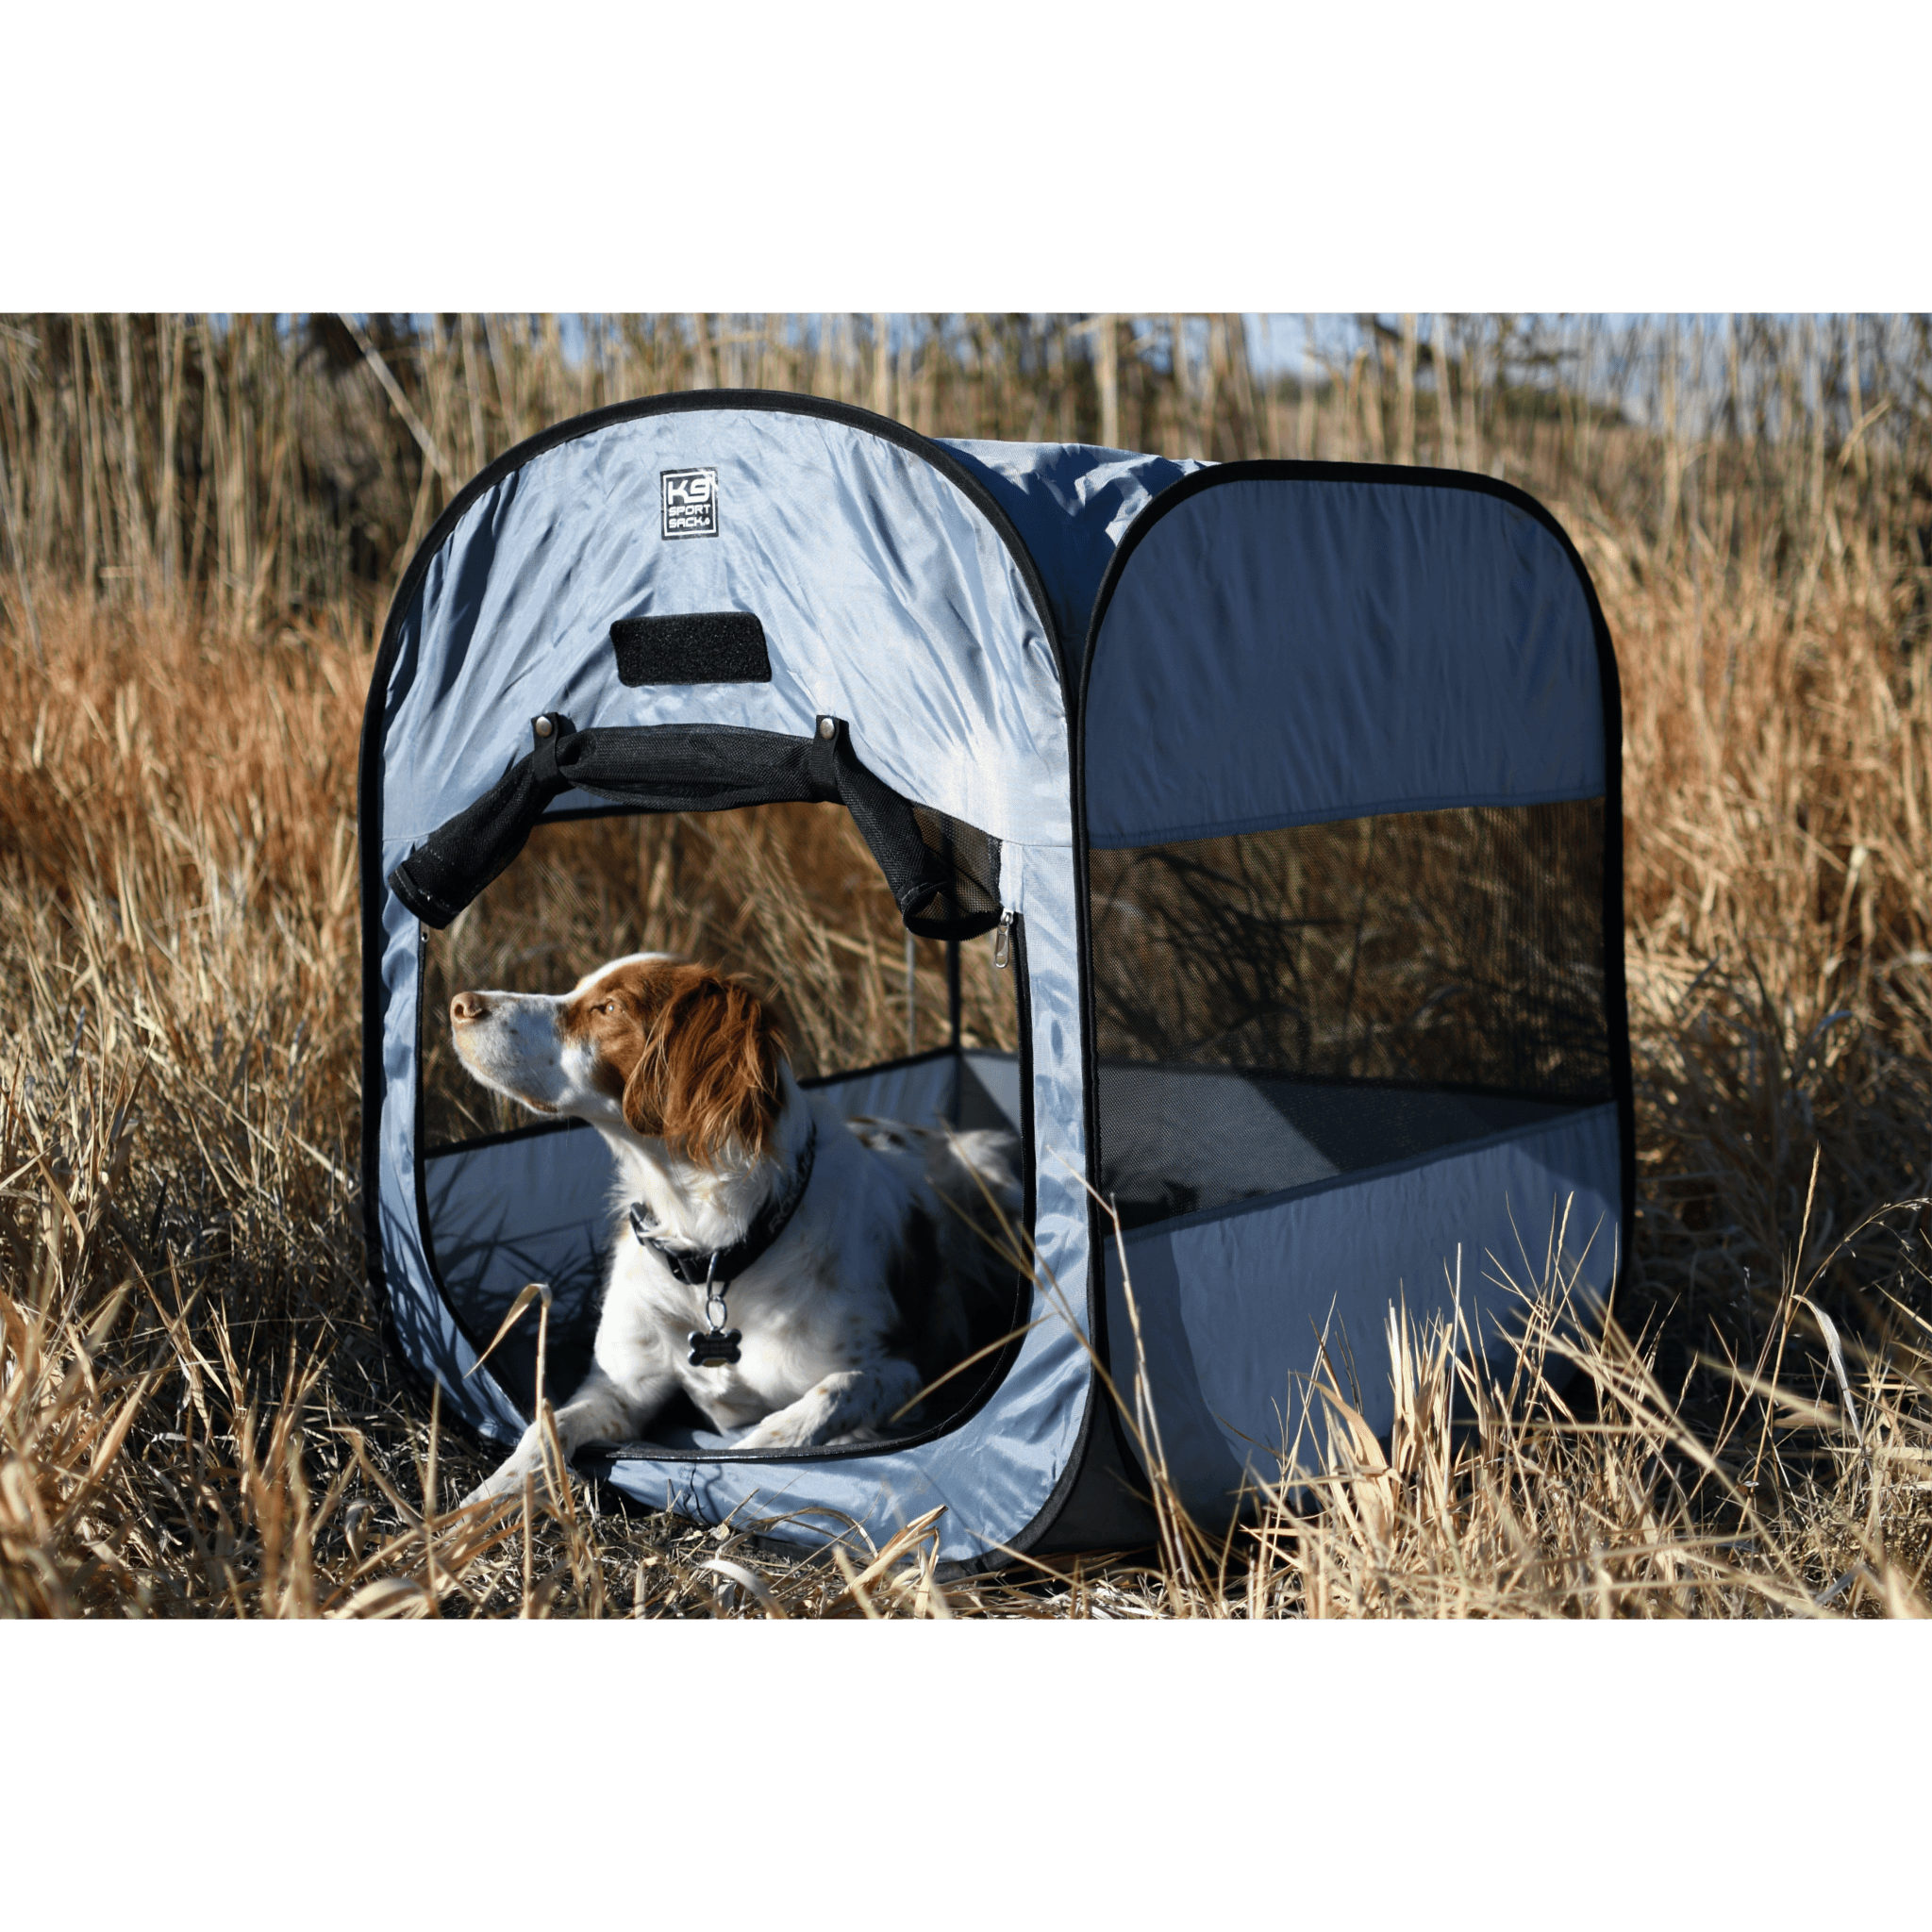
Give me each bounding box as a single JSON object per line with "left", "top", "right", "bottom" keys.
{"left": 596, "top": 1000, "right": 619, "bottom": 1015}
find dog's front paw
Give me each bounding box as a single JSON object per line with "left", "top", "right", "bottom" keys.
{"left": 458, "top": 1424, "right": 549, "bottom": 1509}
{"left": 735, "top": 1368, "right": 912, "bottom": 1453}
{"left": 736, "top": 1403, "right": 838, "bottom": 1452}
{"left": 458, "top": 1465, "right": 527, "bottom": 1509}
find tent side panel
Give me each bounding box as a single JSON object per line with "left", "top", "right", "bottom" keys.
{"left": 358, "top": 398, "right": 1094, "bottom": 1565}
{"left": 1084, "top": 473, "right": 1607, "bottom": 847}
{"left": 1076, "top": 464, "right": 1632, "bottom": 1526}
{"left": 375, "top": 892, "right": 526, "bottom": 1441}
{"left": 1102, "top": 1103, "right": 1623, "bottom": 1517}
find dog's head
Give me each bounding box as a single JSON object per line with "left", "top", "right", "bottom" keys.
{"left": 450, "top": 954, "right": 785, "bottom": 1168}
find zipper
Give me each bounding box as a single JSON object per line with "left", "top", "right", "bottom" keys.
{"left": 992, "top": 908, "right": 1015, "bottom": 970}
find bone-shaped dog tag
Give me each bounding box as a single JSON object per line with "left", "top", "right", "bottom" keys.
{"left": 688, "top": 1328, "right": 742, "bottom": 1368}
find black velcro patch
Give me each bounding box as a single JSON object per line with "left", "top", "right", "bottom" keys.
{"left": 610, "top": 612, "right": 771, "bottom": 686}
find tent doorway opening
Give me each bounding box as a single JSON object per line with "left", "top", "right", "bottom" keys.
{"left": 414, "top": 799, "right": 1030, "bottom": 1460}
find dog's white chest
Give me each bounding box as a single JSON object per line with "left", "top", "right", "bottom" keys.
{"left": 674, "top": 1317, "right": 835, "bottom": 1428}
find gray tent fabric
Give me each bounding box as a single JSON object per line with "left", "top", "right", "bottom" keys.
{"left": 374, "top": 408, "right": 1067, "bottom": 852}
{"left": 1100, "top": 1102, "right": 1622, "bottom": 1510}
{"left": 360, "top": 392, "right": 1631, "bottom": 1564}
{"left": 1082, "top": 473, "right": 1607, "bottom": 847}
{"left": 939, "top": 440, "right": 1203, "bottom": 680}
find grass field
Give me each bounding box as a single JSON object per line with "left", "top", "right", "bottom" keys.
{"left": 6, "top": 313, "right": 1932, "bottom": 1617}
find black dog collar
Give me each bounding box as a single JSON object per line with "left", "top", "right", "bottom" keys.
{"left": 627, "top": 1120, "right": 818, "bottom": 1292}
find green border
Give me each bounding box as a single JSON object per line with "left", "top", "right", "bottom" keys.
{"left": 15, "top": 2, "right": 1932, "bottom": 303}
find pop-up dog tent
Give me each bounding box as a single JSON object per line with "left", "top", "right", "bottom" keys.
{"left": 359, "top": 391, "right": 1632, "bottom": 1565}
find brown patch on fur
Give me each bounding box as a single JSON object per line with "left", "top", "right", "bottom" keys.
{"left": 564, "top": 959, "right": 782, "bottom": 1168}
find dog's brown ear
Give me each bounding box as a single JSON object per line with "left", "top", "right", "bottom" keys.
{"left": 623, "top": 967, "right": 782, "bottom": 1167}
{"left": 620, "top": 1041, "right": 668, "bottom": 1141}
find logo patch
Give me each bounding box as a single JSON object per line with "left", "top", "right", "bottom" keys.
{"left": 660, "top": 468, "right": 719, "bottom": 540}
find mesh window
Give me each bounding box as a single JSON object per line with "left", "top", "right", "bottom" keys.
{"left": 906, "top": 805, "right": 1002, "bottom": 938}
{"left": 1089, "top": 800, "right": 1611, "bottom": 1229}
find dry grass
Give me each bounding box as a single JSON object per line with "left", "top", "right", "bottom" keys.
{"left": 1, "top": 313, "right": 1274, "bottom": 626}
{"left": 7, "top": 313, "right": 1932, "bottom": 1616}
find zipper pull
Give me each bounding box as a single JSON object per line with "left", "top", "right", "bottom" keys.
{"left": 992, "top": 909, "right": 1014, "bottom": 971}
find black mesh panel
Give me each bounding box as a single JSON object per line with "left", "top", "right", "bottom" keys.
{"left": 1089, "top": 801, "right": 1610, "bottom": 1229}
{"left": 905, "top": 805, "right": 1003, "bottom": 939}
{"left": 389, "top": 715, "right": 1003, "bottom": 942}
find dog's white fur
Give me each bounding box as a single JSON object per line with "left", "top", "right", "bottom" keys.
{"left": 452, "top": 952, "right": 1018, "bottom": 1506}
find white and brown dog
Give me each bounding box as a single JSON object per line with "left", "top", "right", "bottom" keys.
{"left": 451, "top": 953, "right": 1020, "bottom": 1506}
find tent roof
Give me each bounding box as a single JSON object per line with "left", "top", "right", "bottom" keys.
{"left": 370, "top": 398, "right": 1617, "bottom": 879}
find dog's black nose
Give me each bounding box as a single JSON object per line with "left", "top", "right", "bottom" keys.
{"left": 450, "top": 991, "right": 490, "bottom": 1024}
